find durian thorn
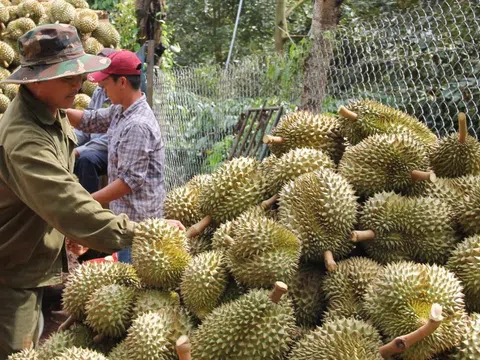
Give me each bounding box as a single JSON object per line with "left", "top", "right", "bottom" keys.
{"left": 410, "top": 170, "right": 437, "bottom": 183}
{"left": 351, "top": 230, "right": 375, "bottom": 242}
{"left": 324, "top": 250, "right": 336, "bottom": 272}
{"left": 458, "top": 112, "right": 467, "bottom": 144}
{"left": 378, "top": 303, "right": 443, "bottom": 358}
{"left": 263, "top": 134, "right": 284, "bottom": 144}
{"left": 2, "top": 61, "right": 8, "bottom": 68}
{"left": 57, "top": 315, "right": 77, "bottom": 332}
{"left": 185, "top": 215, "right": 212, "bottom": 238}
{"left": 338, "top": 105, "right": 358, "bottom": 120}
{"left": 93, "top": 333, "right": 106, "bottom": 344}
{"left": 176, "top": 335, "right": 192, "bottom": 360}
{"left": 269, "top": 281, "right": 288, "bottom": 303}
{"left": 261, "top": 193, "right": 279, "bottom": 209}
{"left": 25, "top": 13, "right": 30, "bottom": 17}
{"left": 223, "top": 234, "right": 235, "bottom": 246}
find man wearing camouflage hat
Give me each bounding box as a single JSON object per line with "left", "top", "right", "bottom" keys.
{"left": 0, "top": 24, "right": 183, "bottom": 359}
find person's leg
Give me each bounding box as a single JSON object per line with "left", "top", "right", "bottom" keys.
{"left": 0, "top": 286, "right": 43, "bottom": 360}
{"left": 73, "top": 150, "right": 108, "bottom": 194}
{"left": 116, "top": 248, "right": 132, "bottom": 264}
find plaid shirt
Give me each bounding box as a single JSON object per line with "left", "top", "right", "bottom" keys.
{"left": 79, "top": 94, "right": 165, "bottom": 221}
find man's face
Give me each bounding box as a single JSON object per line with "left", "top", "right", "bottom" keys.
{"left": 98, "top": 76, "right": 124, "bottom": 105}
{"left": 30, "top": 75, "right": 84, "bottom": 109}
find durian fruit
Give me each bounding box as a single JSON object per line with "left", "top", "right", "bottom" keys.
{"left": 66, "top": 0, "right": 89, "bottom": 8}
{"left": 322, "top": 257, "right": 382, "bottom": 322}
{"left": 338, "top": 99, "right": 437, "bottom": 146}
{"left": 7, "top": 349, "right": 39, "bottom": 360}
{"left": 85, "top": 284, "right": 137, "bottom": 338}
{"left": 92, "top": 21, "right": 120, "bottom": 48}
{"left": 456, "top": 181, "right": 480, "bottom": 235}
{"left": 81, "top": 80, "right": 97, "bottom": 97}
{"left": 353, "top": 192, "right": 457, "bottom": 265}
{"left": 447, "top": 235, "right": 480, "bottom": 312}
{"left": 187, "top": 157, "right": 265, "bottom": 237}
{"left": 1, "top": 83, "right": 19, "bottom": 100}
{"left": 429, "top": 113, "right": 480, "bottom": 178}
{"left": 3, "top": 38, "right": 19, "bottom": 67}
{"left": 132, "top": 288, "right": 180, "bottom": 319}
{"left": 37, "top": 324, "right": 93, "bottom": 358}
{"left": 3, "top": 17, "right": 36, "bottom": 40}
{"left": 191, "top": 282, "right": 296, "bottom": 360}
{"left": 363, "top": 261, "right": 466, "bottom": 360}
{"left": 187, "top": 226, "right": 214, "bottom": 256}
{"left": 261, "top": 147, "right": 336, "bottom": 206}
{"left": 288, "top": 317, "right": 383, "bottom": 360}
{"left": 132, "top": 218, "right": 192, "bottom": 289}
{"left": 0, "top": 66, "right": 10, "bottom": 82}
{"left": 52, "top": 346, "right": 108, "bottom": 360}
{"left": 107, "top": 340, "right": 129, "bottom": 360}
{"left": 0, "top": 93, "right": 10, "bottom": 112}
{"left": 72, "top": 9, "right": 98, "bottom": 35}
{"left": 263, "top": 111, "right": 345, "bottom": 163}
{"left": 6, "top": 5, "right": 18, "bottom": 22}
{"left": 49, "top": 0, "right": 76, "bottom": 23}
{"left": 16, "top": 0, "right": 45, "bottom": 23}
{"left": 450, "top": 313, "right": 480, "bottom": 360}
{"left": 279, "top": 168, "right": 358, "bottom": 268}
{"left": 0, "top": 40, "right": 14, "bottom": 68}
{"left": 180, "top": 250, "right": 228, "bottom": 319}
{"left": 82, "top": 36, "right": 104, "bottom": 55}
{"left": 62, "top": 262, "right": 140, "bottom": 320}
{"left": 0, "top": 5, "right": 10, "bottom": 30}
{"left": 288, "top": 264, "right": 325, "bottom": 328}
{"left": 339, "top": 133, "right": 435, "bottom": 197}
{"left": 73, "top": 93, "right": 91, "bottom": 110}
{"left": 226, "top": 215, "right": 301, "bottom": 288}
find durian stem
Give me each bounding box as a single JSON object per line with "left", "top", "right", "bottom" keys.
{"left": 261, "top": 194, "right": 279, "bottom": 209}
{"left": 3, "top": 61, "right": 8, "bottom": 68}
{"left": 410, "top": 170, "right": 437, "bottom": 183}
{"left": 185, "top": 215, "right": 212, "bottom": 238}
{"left": 351, "top": 230, "right": 376, "bottom": 242}
{"left": 269, "top": 281, "right": 288, "bottom": 303}
{"left": 263, "top": 135, "right": 284, "bottom": 144}
{"left": 324, "top": 251, "right": 337, "bottom": 272}
{"left": 176, "top": 335, "right": 192, "bottom": 360}
{"left": 458, "top": 112, "right": 467, "bottom": 144}
{"left": 93, "top": 333, "right": 105, "bottom": 344}
{"left": 338, "top": 106, "right": 358, "bottom": 121}
{"left": 58, "top": 315, "right": 76, "bottom": 332}
{"left": 0, "top": 23, "right": 4, "bottom": 31}
{"left": 378, "top": 303, "right": 443, "bottom": 359}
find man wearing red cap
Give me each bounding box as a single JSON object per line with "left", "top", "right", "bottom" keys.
{"left": 67, "top": 50, "right": 165, "bottom": 263}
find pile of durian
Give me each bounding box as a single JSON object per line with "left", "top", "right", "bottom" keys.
{"left": 0, "top": 0, "right": 121, "bottom": 118}
{"left": 10, "top": 100, "right": 480, "bottom": 360}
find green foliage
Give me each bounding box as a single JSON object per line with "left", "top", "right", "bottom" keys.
{"left": 110, "top": 0, "right": 140, "bottom": 52}
{"left": 88, "top": 0, "right": 117, "bottom": 12}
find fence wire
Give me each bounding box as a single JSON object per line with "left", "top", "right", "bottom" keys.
{"left": 154, "top": 0, "right": 480, "bottom": 191}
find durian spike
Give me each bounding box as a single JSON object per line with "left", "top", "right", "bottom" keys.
{"left": 223, "top": 234, "right": 235, "bottom": 246}
{"left": 458, "top": 112, "right": 467, "bottom": 144}
{"left": 269, "top": 281, "right": 288, "bottom": 304}
{"left": 261, "top": 193, "right": 279, "bottom": 209}
{"left": 58, "top": 315, "right": 77, "bottom": 332}
{"left": 351, "top": 230, "right": 376, "bottom": 242}
{"left": 324, "top": 250, "right": 336, "bottom": 272}
{"left": 2, "top": 61, "right": 8, "bottom": 68}
{"left": 378, "top": 303, "right": 444, "bottom": 358}
{"left": 338, "top": 105, "right": 358, "bottom": 121}
{"left": 410, "top": 170, "right": 437, "bottom": 183}
{"left": 186, "top": 215, "right": 212, "bottom": 238}
{"left": 263, "top": 134, "right": 284, "bottom": 144}
{"left": 93, "top": 333, "right": 105, "bottom": 344}
{"left": 176, "top": 335, "right": 192, "bottom": 360}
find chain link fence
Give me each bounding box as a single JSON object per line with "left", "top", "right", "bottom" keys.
{"left": 153, "top": 0, "right": 479, "bottom": 191}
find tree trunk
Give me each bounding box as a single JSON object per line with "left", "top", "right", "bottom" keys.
{"left": 135, "top": 0, "right": 166, "bottom": 43}
{"left": 301, "top": 0, "right": 343, "bottom": 112}
{"left": 275, "top": 0, "right": 287, "bottom": 53}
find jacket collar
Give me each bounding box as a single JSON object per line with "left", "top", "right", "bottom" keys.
{"left": 19, "top": 85, "right": 59, "bottom": 126}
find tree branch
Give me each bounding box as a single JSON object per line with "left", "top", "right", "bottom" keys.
{"left": 286, "top": 0, "right": 308, "bottom": 18}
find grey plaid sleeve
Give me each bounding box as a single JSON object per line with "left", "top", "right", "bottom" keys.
{"left": 79, "top": 106, "right": 115, "bottom": 134}
{"left": 116, "top": 123, "right": 152, "bottom": 192}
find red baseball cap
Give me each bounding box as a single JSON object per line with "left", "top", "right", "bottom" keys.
{"left": 87, "top": 50, "right": 142, "bottom": 83}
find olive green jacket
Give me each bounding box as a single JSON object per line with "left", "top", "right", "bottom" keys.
{"left": 0, "top": 86, "right": 135, "bottom": 289}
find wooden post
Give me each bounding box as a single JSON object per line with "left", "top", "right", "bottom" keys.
{"left": 146, "top": 39, "right": 155, "bottom": 108}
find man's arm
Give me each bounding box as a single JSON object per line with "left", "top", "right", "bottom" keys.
{"left": 92, "top": 178, "right": 131, "bottom": 205}
{"left": 66, "top": 106, "right": 114, "bottom": 134}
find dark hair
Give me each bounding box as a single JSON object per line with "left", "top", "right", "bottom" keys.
{"left": 111, "top": 74, "right": 141, "bottom": 90}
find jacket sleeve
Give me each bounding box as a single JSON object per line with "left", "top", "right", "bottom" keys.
{"left": 3, "top": 136, "right": 135, "bottom": 253}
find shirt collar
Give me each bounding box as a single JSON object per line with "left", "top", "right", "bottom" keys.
{"left": 121, "top": 93, "right": 148, "bottom": 119}
{"left": 19, "top": 85, "right": 58, "bottom": 126}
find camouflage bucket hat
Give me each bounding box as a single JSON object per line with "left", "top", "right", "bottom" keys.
{"left": 1, "top": 24, "right": 111, "bottom": 84}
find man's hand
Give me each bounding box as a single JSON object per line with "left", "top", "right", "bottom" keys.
{"left": 74, "top": 149, "right": 79, "bottom": 158}
{"left": 164, "top": 219, "right": 186, "bottom": 231}
{"left": 66, "top": 238, "right": 89, "bottom": 256}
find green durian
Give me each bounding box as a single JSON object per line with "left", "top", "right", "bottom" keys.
{"left": 81, "top": 80, "right": 97, "bottom": 97}
{"left": 181, "top": 250, "right": 228, "bottom": 319}
{"left": 2, "top": 38, "right": 19, "bottom": 67}
{"left": 73, "top": 93, "right": 91, "bottom": 110}
{"left": 7, "top": 349, "right": 39, "bottom": 360}
{"left": 132, "top": 218, "right": 192, "bottom": 289}
{"left": 37, "top": 324, "right": 93, "bottom": 358}
{"left": 447, "top": 235, "right": 480, "bottom": 312}
{"left": 3, "top": 17, "right": 36, "bottom": 40}
{"left": 0, "top": 6, "right": 10, "bottom": 27}
{"left": 363, "top": 261, "right": 466, "bottom": 360}
{"left": 132, "top": 289, "right": 180, "bottom": 319}
{"left": 66, "top": 0, "right": 89, "bottom": 8}
{"left": 1, "top": 83, "right": 19, "bottom": 101}
{"left": 0, "top": 93, "right": 9, "bottom": 112}
{"left": 279, "top": 168, "right": 358, "bottom": 266}
{"left": 49, "top": 0, "right": 75, "bottom": 23}
{"left": 16, "top": 0, "right": 45, "bottom": 23}
{"left": 52, "top": 346, "right": 108, "bottom": 360}
{"left": 450, "top": 313, "right": 480, "bottom": 360}
{"left": 456, "top": 182, "right": 480, "bottom": 235}
{"left": 107, "top": 340, "right": 129, "bottom": 360}
{"left": 338, "top": 99, "right": 437, "bottom": 146}
{"left": 82, "top": 36, "right": 104, "bottom": 55}
{"left": 289, "top": 317, "right": 383, "bottom": 360}
{"left": 92, "top": 21, "right": 120, "bottom": 48}
{"left": 187, "top": 226, "right": 214, "bottom": 256}
{"left": 339, "top": 133, "right": 434, "bottom": 197}
{"left": 0, "top": 40, "right": 14, "bottom": 68}
{"left": 72, "top": 8, "right": 98, "bottom": 34}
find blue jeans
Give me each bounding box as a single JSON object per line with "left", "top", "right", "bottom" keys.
{"left": 74, "top": 150, "right": 108, "bottom": 194}
{"left": 116, "top": 248, "right": 132, "bottom": 264}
